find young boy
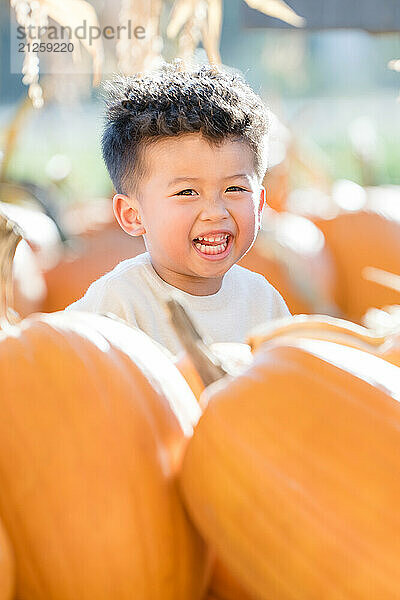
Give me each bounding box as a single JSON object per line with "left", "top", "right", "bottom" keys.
{"left": 66, "top": 60, "right": 291, "bottom": 355}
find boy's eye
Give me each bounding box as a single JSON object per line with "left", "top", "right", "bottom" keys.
{"left": 175, "top": 185, "right": 247, "bottom": 196}
{"left": 226, "top": 186, "right": 246, "bottom": 192}
{"left": 176, "top": 189, "right": 197, "bottom": 196}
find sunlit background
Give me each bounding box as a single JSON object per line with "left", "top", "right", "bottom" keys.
{"left": 0, "top": 0, "right": 399, "bottom": 332}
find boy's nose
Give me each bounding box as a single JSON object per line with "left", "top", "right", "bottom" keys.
{"left": 199, "top": 195, "right": 230, "bottom": 220}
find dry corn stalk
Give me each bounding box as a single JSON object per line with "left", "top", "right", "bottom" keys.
{"left": 166, "top": 0, "right": 304, "bottom": 66}
{"left": 10, "top": 0, "right": 47, "bottom": 108}
{"left": 10, "top": 0, "right": 103, "bottom": 108}
{"left": 117, "top": 0, "right": 164, "bottom": 74}
{"left": 11, "top": 0, "right": 305, "bottom": 106}
{"left": 175, "top": 11, "right": 203, "bottom": 63}
{"left": 173, "top": 1, "right": 207, "bottom": 64}
{"left": 201, "top": 0, "right": 223, "bottom": 64}
{"left": 244, "top": 0, "right": 306, "bottom": 27}
{"left": 43, "top": 0, "right": 103, "bottom": 85}
{"left": 167, "top": 0, "right": 222, "bottom": 65}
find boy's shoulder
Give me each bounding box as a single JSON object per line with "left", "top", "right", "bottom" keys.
{"left": 65, "top": 252, "right": 152, "bottom": 312}
{"left": 228, "top": 262, "right": 291, "bottom": 318}
{"left": 90, "top": 251, "right": 152, "bottom": 288}
{"left": 107, "top": 250, "right": 151, "bottom": 275}
{"left": 229, "top": 262, "right": 277, "bottom": 292}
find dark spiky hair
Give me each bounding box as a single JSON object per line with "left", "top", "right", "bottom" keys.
{"left": 101, "top": 59, "right": 270, "bottom": 197}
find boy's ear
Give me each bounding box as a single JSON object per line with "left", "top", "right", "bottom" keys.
{"left": 257, "top": 185, "right": 267, "bottom": 227}
{"left": 113, "top": 193, "right": 146, "bottom": 236}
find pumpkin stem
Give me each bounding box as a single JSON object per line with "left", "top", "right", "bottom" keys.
{"left": 0, "top": 212, "right": 23, "bottom": 327}
{"left": 166, "top": 298, "right": 228, "bottom": 386}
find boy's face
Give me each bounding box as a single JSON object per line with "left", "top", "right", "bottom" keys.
{"left": 113, "top": 132, "right": 266, "bottom": 296}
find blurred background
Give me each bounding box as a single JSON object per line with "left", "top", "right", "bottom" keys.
{"left": 1, "top": 0, "right": 400, "bottom": 333}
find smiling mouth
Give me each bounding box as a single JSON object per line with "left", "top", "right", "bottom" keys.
{"left": 192, "top": 233, "right": 233, "bottom": 258}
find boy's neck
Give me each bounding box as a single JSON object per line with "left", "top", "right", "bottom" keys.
{"left": 150, "top": 261, "right": 224, "bottom": 296}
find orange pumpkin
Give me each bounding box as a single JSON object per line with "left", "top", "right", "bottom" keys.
{"left": 248, "top": 312, "right": 400, "bottom": 367}
{"left": 180, "top": 337, "right": 400, "bottom": 599}
{"left": 262, "top": 160, "right": 289, "bottom": 213}
{"left": 0, "top": 311, "right": 211, "bottom": 600}
{"left": 238, "top": 209, "right": 339, "bottom": 316}
{"left": 0, "top": 518, "right": 14, "bottom": 600}
{"left": 208, "top": 558, "right": 257, "bottom": 600}
{"left": 311, "top": 210, "right": 400, "bottom": 323}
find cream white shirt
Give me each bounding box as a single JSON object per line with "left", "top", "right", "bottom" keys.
{"left": 65, "top": 251, "right": 291, "bottom": 355}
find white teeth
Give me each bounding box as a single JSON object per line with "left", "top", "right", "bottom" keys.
{"left": 196, "top": 234, "right": 229, "bottom": 243}
{"left": 194, "top": 239, "right": 229, "bottom": 255}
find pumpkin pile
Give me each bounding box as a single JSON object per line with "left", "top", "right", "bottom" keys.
{"left": 180, "top": 323, "right": 400, "bottom": 599}
{"left": 0, "top": 518, "right": 14, "bottom": 600}
{"left": 1, "top": 213, "right": 400, "bottom": 599}
{"left": 0, "top": 215, "right": 210, "bottom": 600}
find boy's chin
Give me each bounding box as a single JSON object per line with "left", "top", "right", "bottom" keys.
{"left": 188, "top": 259, "right": 235, "bottom": 282}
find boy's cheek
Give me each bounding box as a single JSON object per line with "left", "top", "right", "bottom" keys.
{"left": 245, "top": 201, "right": 261, "bottom": 226}
{"left": 158, "top": 228, "right": 189, "bottom": 254}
